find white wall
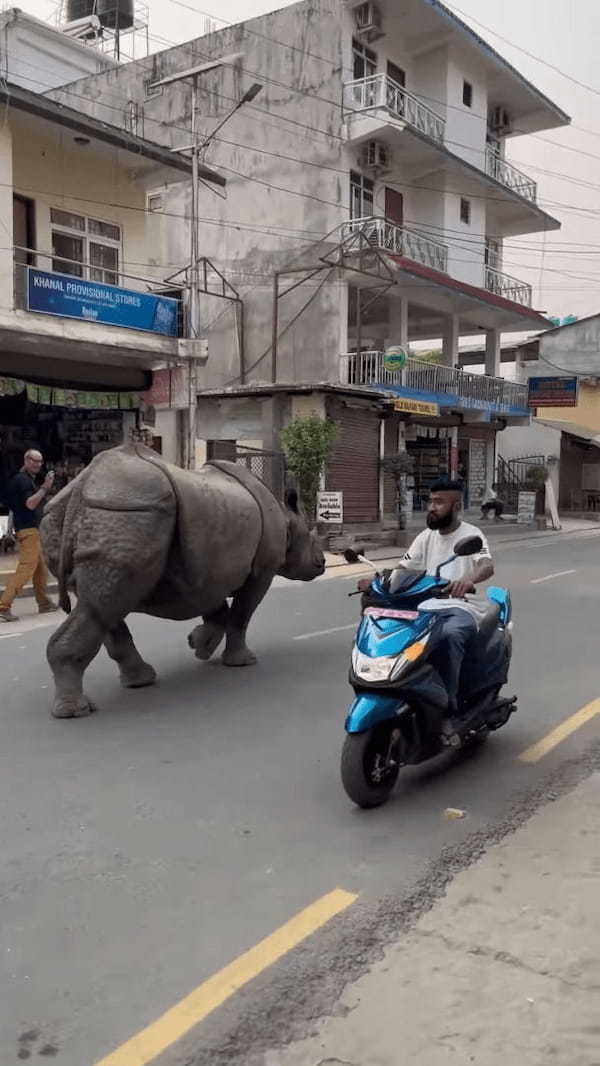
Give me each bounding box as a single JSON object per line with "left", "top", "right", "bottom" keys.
{"left": 0, "top": 10, "right": 113, "bottom": 92}
{"left": 444, "top": 46, "right": 488, "bottom": 171}
{"left": 0, "top": 122, "right": 13, "bottom": 311}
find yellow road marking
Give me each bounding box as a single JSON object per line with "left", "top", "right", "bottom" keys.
{"left": 93, "top": 887, "right": 357, "bottom": 1066}
{"left": 518, "top": 698, "right": 600, "bottom": 763}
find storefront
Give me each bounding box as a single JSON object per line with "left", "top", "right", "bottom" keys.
{"left": 0, "top": 375, "right": 139, "bottom": 492}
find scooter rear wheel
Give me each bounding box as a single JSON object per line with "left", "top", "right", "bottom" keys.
{"left": 341, "top": 724, "right": 401, "bottom": 809}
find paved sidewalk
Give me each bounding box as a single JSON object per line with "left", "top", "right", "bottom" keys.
{"left": 267, "top": 772, "right": 600, "bottom": 1066}
{"left": 323, "top": 515, "right": 600, "bottom": 569}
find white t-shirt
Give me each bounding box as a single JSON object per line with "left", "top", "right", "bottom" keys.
{"left": 394, "top": 521, "right": 493, "bottom": 624}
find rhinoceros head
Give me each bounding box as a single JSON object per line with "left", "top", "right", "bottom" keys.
{"left": 278, "top": 489, "right": 326, "bottom": 581}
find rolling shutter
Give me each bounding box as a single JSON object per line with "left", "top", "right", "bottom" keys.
{"left": 326, "top": 401, "right": 380, "bottom": 523}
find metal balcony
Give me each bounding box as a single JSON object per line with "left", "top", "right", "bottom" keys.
{"left": 485, "top": 147, "right": 537, "bottom": 203}
{"left": 340, "top": 351, "right": 528, "bottom": 412}
{"left": 343, "top": 75, "right": 446, "bottom": 145}
{"left": 341, "top": 217, "right": 448, "bottom": 273}
{"left": 485, "top": 265, "right": 532, "bottom": 308}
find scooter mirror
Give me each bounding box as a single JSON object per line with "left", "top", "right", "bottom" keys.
{"left": 344, "top": 547, "right": 364, "bottom": 564}
{"left": 454, "top": 535, "right": 483, "bottom": 557}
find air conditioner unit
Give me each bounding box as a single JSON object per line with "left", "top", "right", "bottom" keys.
{"left": 360, "top": 140, "right": 390, "bottom": 169}
{"left": 490, "top": 106, "right": 511, "bottom": 133}
{"left": 355, "top": 1, "right": 382, "bottom": 40}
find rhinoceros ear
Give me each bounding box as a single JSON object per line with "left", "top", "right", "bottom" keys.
{"left": 285, "top": 488, "right": 299, "bottom": 514}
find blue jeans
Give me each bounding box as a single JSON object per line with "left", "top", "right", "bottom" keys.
{"left": 432, "top": 609, "right": 478, "bottom": 712}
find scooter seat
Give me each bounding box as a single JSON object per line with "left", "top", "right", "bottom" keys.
{"left": 479, "top": 601, "right": 502, "bottom": 639}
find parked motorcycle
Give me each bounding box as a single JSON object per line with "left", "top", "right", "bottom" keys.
{"left": 341, "top": 538, "right": 517, "bottom": 808}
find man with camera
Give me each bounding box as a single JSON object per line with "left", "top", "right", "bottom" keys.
{"left": 0, "top": 449, "right": 57, "bottom": 623}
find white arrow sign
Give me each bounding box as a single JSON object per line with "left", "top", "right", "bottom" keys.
{"left": 317, "top": 491, "right": 343, "bottom": 524}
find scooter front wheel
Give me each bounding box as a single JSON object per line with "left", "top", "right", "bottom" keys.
{"left": 341, "top": 724, "right": 402, "bottom": 809}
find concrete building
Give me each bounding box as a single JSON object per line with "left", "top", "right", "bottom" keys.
{"left": 0, "top": 76, "right": 224, "bottom": 483}
{"left": 488, "top": 317, "right": 600, "bottom": 514}
{"left": 45, "top": 0, "right": 569, "bottom": 520}
{"left": 0, "top": 7, "right": 114, "bottom": 91}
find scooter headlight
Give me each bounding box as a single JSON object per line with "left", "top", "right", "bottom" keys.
{"left": 353, "top": 636, "right": 429, "bottom": 683}
{"left": 352, "top": 649, "right": 397, "bottom": 682}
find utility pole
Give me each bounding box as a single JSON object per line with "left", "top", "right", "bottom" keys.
{"left": 148, "top": 63, "right": 262, "bottom": 471}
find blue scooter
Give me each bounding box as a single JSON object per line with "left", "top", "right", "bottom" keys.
{"left": 341, "top": 537, "right": 516, "bottom": 808}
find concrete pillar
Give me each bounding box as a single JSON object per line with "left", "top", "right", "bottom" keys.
{"left": 385, "top": 296, "right": 409, "bottom": 350}
{"left": 486, "top": 434, "right": 496, "bottom": 492}
{"left": 441, "top": 313, "right": 460, "bottom": 368}
{"left": 485, "top": 329, "right": 501, "bottom": 378}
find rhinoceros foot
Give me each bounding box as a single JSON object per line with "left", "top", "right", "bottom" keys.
{"left": 52, "top": 695, "right": 96, "bottom": 719}
{"left": 188, "top": 623, "right": 226, "bottom": 661}
{"left": 120, "top": 663, "right": 157, "bottom": 688}
{"left": 221, "top": 646, "right": 257, "bottom": 667}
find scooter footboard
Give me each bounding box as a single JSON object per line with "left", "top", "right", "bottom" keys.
{"left": 345, "top": 693, "right": 407, "bottom": 733}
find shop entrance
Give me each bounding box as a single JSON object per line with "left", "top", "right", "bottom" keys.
{"left": 405, "top": 424, "right": 450, "bottom": 510}
{"left": 0, "top": 381, "right": 132, "bottom": 495}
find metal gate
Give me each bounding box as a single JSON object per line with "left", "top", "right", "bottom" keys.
{"left": 497, "top": 454, "right": 545, "bottom": 509}
{"left": 234, "top": 446, "right": 287, "bottom": 501}
{"left": 208, "top": 441, "right": 287, "bottom": 499}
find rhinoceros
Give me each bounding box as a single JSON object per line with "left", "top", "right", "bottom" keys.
{"left": 40, "top": 443, "right": 325, "bottom": 719}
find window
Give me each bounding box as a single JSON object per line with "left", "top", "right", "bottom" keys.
{"left": 387, "top": 61, "right": 405, "bottom": 88}
{"left": 460, "top": 197, "right": 471, "bottom": 225}
{"left": 146, "top": 192, "right": 164, "bottom": 213}
{"left": 50, "top": 208, "right": 121, "bottom": 284}
{"left": 144, "top": 78, "right": 163, "bottom": 99}
{"left": 462, "top": 80, "right": 473, "bottom": 108}
{"left": 350, "top": 170, "right": 374, "bottom": 219}
{"left": 352, "top": 38, "right": 377, "bottom": 80}
{"left": 485, "top": 237, "right": 501, "bottom": 270}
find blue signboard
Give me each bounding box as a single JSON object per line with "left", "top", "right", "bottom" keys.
{"left": 527, "top": 376, "right": 578, "bottom": 408}
{"left": 27, "top": 268, "right": 178, "bottom": 337}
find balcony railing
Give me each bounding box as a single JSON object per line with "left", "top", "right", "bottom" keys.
{"left": 485, "top": 265, "right": 532, "bottom": 308}
{"left": 340, "top": 351, "right": 528, "bottom": 412}
{"left": 341, "top": 217, "right": 448, "bottom": 273}
{"left": 485, "top": 147, "right": 537, "bottom": 203}
{"left": 343, "top": 75, "right": 446, "bottom": 145}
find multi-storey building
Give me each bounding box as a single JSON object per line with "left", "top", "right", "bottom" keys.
{"left": 47, "top": 0, "right": 570, "bottom": 521}
{"left": 0, "top": 60, "right": 223, "bottom": 483}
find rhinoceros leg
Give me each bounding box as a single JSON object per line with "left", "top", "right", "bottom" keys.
{"left": 222, "top": 573, "right": 273, "bottom": 667}
{"left": 47, "top": 603, "right": 106, "bottom": 718}
{"left": 104, "top": 621, "right": 157, "bottom": 688}
{"left": 187, "top": 602, "right": 229, "bottom": 661}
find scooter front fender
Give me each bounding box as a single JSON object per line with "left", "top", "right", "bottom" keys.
{"left": 345, "top": 693, "right": 407, "bottom": 734}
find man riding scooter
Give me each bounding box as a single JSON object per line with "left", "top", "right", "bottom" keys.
{"left": 383, "top": 478, "right": 494, "bottom": 734}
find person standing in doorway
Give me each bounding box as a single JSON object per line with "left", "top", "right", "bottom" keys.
{"left": 0, "top": 450, "right": 57, "bottom": 622}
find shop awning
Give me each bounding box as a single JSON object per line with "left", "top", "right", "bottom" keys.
{"left": 386, "top": 255, "right": 551, "bottom": 335}
{"left": 536, "top": 418, "right": 600, "bottom": 448}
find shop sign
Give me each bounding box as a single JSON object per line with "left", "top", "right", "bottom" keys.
{"left": 383, "top": 347, "right": 407, "bottom": 372}
{"left": 27, "top": 268, "right": 178, "bottom": 337}
{"left": 393, "top": 398, "right": 439, "bottom": 417}
{"left": 527, "top": 376, "right": 578, "bottom": 408}
{"left": 517, "top": 491, "right": 537, "bottom": 524}
{"left": 317, "top": 491, "right": 343, "bottom": 523}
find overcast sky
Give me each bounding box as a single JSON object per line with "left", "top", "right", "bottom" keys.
{"left": 21, "top": 0, "right": 600, "bottom": 320}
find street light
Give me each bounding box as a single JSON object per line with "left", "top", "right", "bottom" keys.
{"left": 148, "top": 63, "right": 262, "bottom": 468}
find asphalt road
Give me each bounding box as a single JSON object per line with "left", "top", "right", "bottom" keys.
{"left": 2, "top": 530, "right": 600, "bottom": 1066}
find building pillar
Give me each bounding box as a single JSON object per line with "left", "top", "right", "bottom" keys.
{"left": 485, "top": 329, "right": 501, "bottom": 377}
{"left": 486, "top": 434, "right": 496, "bottom": 494}
{"left": 441, "top": 313, "right": 460, "bottom": 368}
{"left": 385, "top": 296, "right": 409, "bottom": 350}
